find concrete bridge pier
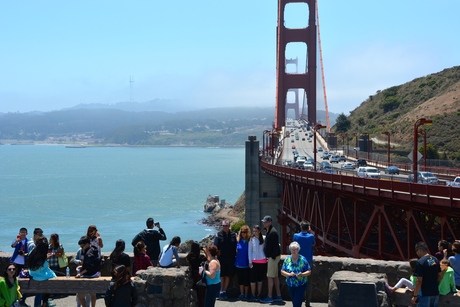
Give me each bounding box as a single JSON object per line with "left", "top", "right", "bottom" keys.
{"left": 245, "top": 136, "right": 283, "bottom": 245}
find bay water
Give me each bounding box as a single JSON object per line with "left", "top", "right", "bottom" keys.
{"left": 0, "top": 145, "right": 245, "bottom": 253}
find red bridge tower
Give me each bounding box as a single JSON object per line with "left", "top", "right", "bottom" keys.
{"left": 275, "top": 0, "right": 317, "bottom": 130}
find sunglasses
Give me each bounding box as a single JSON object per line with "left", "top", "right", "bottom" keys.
{"left": 7, "top": 268, "right": 16, "bottom": 271}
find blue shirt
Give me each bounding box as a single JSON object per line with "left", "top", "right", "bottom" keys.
{"left": 235, "top": 239, "right": 249, "bottom": 268}
{"left": 206, "top": 270, "right": 221, "bottom": 285}
{"left": 293, "top": 231, "right": 315, "bottom": 263}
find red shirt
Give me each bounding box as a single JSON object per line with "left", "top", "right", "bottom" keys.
{"left": 133, "top": 253, "right": 153, "bottom": 274}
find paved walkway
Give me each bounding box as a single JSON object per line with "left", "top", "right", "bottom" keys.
{"left": 30, "top": 295, "right": 329, "bottom": 306}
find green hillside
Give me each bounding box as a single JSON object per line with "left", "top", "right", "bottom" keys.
{"left": 333, "top": 66, "right": 460, "bottom": 160}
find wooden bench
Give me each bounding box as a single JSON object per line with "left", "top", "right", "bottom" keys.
{"left": 391, "top": 288, "right": 460, "bottom": 306}
{"left": 18, "top": 276, "right": 112, "bottom": 294}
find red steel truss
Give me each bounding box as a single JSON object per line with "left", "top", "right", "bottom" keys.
{"left": 261, "top": 161, "right": 460, "bottom": 260}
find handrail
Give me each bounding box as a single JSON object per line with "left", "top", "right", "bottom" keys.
{"left": 260, "top": 159, "right": 460, "bottom": 209}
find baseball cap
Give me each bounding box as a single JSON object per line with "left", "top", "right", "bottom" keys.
{"left": 261, "top": 215, "right": 272, "bottom": 223}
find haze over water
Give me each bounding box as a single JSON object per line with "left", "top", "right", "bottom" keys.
{"left": 0, "top": 145, "right": 245, "bottom": 253}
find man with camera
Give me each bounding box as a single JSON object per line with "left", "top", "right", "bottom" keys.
{"left": 132, "top": 218, "right": 167, "bottom": 266}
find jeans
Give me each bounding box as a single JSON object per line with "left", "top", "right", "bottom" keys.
{"left": 204, "top": 282, "right": 221, "bottom": 307}
{"left": 288, "top": 283, "right": 307, "bottom": 307}
{"left": 417, "top": 295, "right": 439, "bottom": 307}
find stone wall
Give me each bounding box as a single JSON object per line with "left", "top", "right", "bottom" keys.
{"left": 0, "top": 252, "right": 411, "bottom": 304}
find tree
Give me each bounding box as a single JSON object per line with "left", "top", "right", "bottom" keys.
{"left": 335, "top": 113, "right": 351, "bottom": 132}
{"left": 419, "top": 144, "right": 440, "bottom": 159}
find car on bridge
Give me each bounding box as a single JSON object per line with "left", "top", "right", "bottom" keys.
{"left": 339, "top": 156, "right": 347, "bottom": 162}
{"left": 356, "top": 159, "right": 367, "bottom": 167}
{"left": 322, "top": 168, "right": 336, "bottom": 174}
{"left": 318, "top": 147, "right": 323, "bottom": 152}
{"left": 447, "top": 177, "right": 460, "bottom": 187}
{"left": 384, "top": 166, "right": 400, "bottom": 175}
{"left": 356, "top": 167, "right": 381, "bottom": 179}
{"left": 408, "top": 171, "right": 439, "bottom": 184}
{"left": 341, "top": 162, "right": 355, "bottom": 170}
{"left": 330, "top": 155, "right": 340, "bottom": 163}
{"left": 320, "top": 161, "right": 332, "bottom": 170}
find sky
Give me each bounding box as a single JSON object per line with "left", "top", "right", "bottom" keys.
{"left": 1, "top": 1, "right": 459, "bottom": 115}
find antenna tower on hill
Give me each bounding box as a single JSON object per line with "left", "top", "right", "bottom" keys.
{"left": 129, "top": 75, "right": 134, "bottom": 102}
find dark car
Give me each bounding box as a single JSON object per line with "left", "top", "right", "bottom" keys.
{"left": 384, "top": 166, "right": 400, "bottom": 175}
{"left": 356, "top": 159, "right": 367, "bottom": 167}
{"left": 320, "top": 161, "right": 331, "bottom": 170}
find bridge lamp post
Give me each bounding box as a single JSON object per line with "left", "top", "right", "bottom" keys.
{"left": 361, "top": 133, "right": 370, "bottom": 161}
{"left": 418, "top": 129, "right": 427, "bottom": 170}
{"left": 339, "top": 133, "right": 347, "bottom": 156}
{"left": 381, "top": 131, "right": 390, "bottom": 167}
{"left": 313, "top": 124, "right": 327, "bottom": 171}
{"left": 351, "top": 133, "right": 358, "bottom": 158}
{"left": 413, "top": 118, "right": 432, "bottom": 182}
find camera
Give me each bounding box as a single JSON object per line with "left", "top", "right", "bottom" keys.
{"left": 18, "top": 250, "right": 25, "bottom": 256}
{"left": 200, "top": 261, "right": 209, "bottom": 269}
{"left": 154, "top": 222, "right": 159, "bottom": 227}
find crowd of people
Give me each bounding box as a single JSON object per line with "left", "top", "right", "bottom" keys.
{"left": 2, "top": 216, "right": 460, "bottom": 307}
{"left": 384, "top": 240, "right": 460, "bottom": 307}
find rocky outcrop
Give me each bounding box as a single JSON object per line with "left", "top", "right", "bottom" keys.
{"left": 201, "top": 193, "right": 244, "bottom": 229}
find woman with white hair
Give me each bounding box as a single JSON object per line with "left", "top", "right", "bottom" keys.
{"left": 280, "top": 241, "right": 311, "bottom": 307}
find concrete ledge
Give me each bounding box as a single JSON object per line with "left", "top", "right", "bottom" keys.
{"left": 328, "top": 271, "right": 388, "bottom": 307}
{"left": 391, "top": 288, "right": 460, "bottom": 307}
{"left": 19, "top": 276, "right": 112, "bottom": 294}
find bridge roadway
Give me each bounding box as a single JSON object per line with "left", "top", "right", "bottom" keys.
{"left": 262, "top": 121, "right": 460, "bottom": 261}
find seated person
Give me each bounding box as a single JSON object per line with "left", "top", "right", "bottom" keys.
{"left": 158, "top": 236, "right": 181, "bottom": 268}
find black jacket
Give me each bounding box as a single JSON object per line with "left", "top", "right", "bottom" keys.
{"left": 263, "top": 225, "right": 281, "bottom": 259}
{"left": 105, "top": 280, "right": 138, "bottom": 307}
{"left": 82, "top": 245, "right": 102, "bottom": 276}
{"left": 131, "top": 228, "right": 167, "bottom": 261}
{"left": 213, "top": 230, "right": 237, "bottom": 259}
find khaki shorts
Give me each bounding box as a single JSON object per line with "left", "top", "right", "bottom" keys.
{"left": 267, "top": 255, "right": 280, "bottom": 278}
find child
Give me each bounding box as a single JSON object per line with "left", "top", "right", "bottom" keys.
{"left": 386, "top": 259, "right": 417, "bottom": 293}
{"left": 439, "top": 259, "right": 456, "bottom": 295}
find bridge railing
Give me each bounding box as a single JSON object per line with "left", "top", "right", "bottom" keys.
{"left": 261, "top": 159, "right": 460, "bottom": 209}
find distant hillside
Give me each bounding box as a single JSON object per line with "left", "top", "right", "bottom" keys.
{"left": 333, "top": 66, "right": 460, "bottom": 160}
{"left": 67, "top": 98, "right": 200, "bottom": 113}
{"left": 0, "top": 103, "right": 338, "bottom": 146}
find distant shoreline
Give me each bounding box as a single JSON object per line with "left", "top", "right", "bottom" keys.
{"left": 0, "top": 141, "right": 245, "bottom": 148}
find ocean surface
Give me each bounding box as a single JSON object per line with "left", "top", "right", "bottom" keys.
{"left": 0, "top": 145, "right": 245, "bottom": 253}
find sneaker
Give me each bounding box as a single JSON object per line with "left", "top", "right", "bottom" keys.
{"left": 248, "top": 295, "right": 256, "bottom": 302}
{"left": 218, "top": 292, "right": 228, "bottom": 301}
{"left": 259, "top": 297, "right": 274, "bottom": 304}
{"left": 273, "top": 295, "right": 283, "bottom": 302}
{"left": 47, "top": 301, "right": 56, "bottom": 307}
{"left": 238, "top": 294, "right": 245, "bottom": 300}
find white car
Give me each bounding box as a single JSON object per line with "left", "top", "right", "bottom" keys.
{"left": 341, "top": 162, "right": 355, "bottom": 170}
{"left": 357, "top": 167, "right": 380, "bottom": 179}
{"left": 330, "top": 155, "right": 340, "bottom": 163}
